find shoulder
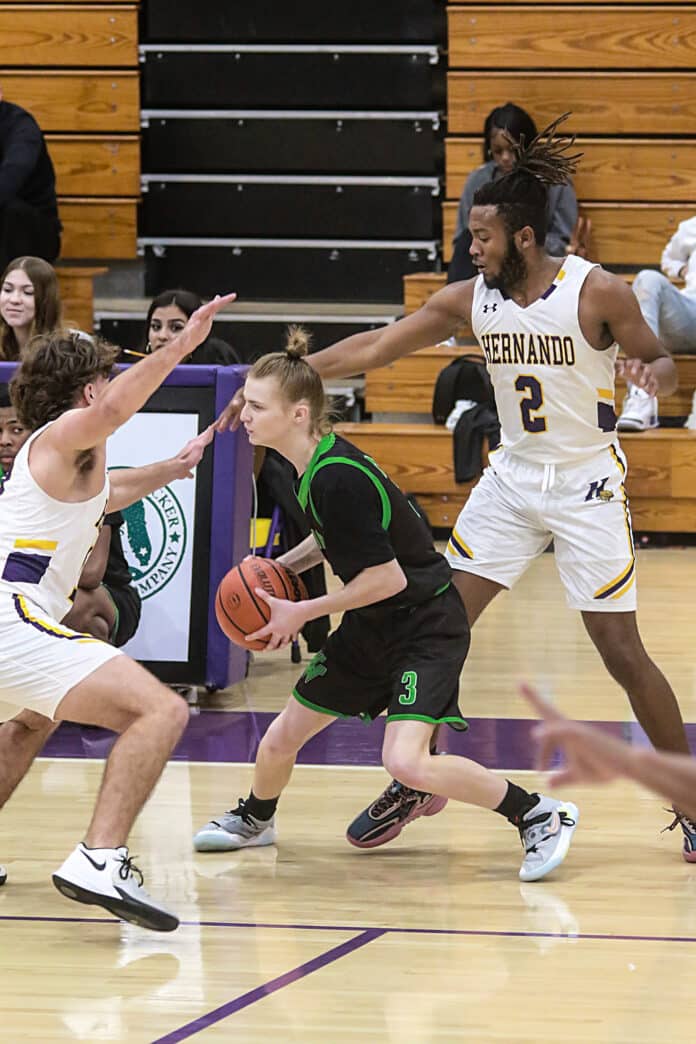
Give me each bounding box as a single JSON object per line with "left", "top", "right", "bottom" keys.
{"left": 676, "top": 216, "right": 696, "bottom": 238}
{"left": 1, "top": 101, "right": 40, "bottom": 135}
{"left": 581, "top": 266, "right": 638, "bottom": 315}
{"left": 548, "top": 181, "right": 577, "bottom": 205}
{"left": 465, "top": 162, "right": 495, "bottom": 193}
{"left": 427, "top": 276, "right": 477, "bottom": 316}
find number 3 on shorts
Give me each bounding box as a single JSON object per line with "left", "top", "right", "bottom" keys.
{"left": 515, "top": 375, "right": 547, "bottom": 433}
{"left": 398, "top": 670, "right": 418, "bottom": 705}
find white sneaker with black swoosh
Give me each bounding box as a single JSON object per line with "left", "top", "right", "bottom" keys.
{"left": 52, "top": 843, "right": 179, "bottom": 932}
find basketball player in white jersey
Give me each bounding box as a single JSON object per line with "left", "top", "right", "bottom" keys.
{"left": 221, "top": 116, "right": 694, "bottom": 859}
{"left": 0, "top": 292, "right": 235, "bottom": 925}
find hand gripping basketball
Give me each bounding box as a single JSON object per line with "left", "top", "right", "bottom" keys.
{"left": 215, "top": 557, "right": 308, "bottom": 650}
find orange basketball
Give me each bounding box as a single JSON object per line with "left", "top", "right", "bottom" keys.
{"left": 215, "top": 556, "right": 308, "bottom": 650}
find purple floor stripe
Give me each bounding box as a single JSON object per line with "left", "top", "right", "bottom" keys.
{"left": 40, "top": 712, "right": 696, "bottom": 770}
{"left": 152, "top": 928, "right": 386, "bottom": 1044}
{"left": 2, "top": 913, "right": 696, "bottom": 946}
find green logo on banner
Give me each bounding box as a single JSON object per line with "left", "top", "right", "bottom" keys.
{"left": 116, "top": 472, "right": 188, "bottom": 601}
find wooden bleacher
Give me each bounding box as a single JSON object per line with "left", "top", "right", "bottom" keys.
{"left": 442, "top": 202, "right": 695, "bottom": 267}
{"left": 337, "top": 421, "right": 696, "bottom": 534}
{"left": 1, "top": 3, "right": 141, "bottom": 330}
{"left": 365, "top": 341, "right": 696, "bottom": 423}
{"left": 444, "top": 3, "right": 696, "bottom": 272}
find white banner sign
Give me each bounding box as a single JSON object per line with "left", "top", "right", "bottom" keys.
{"left": 106, "top": 412, "right": 199, "bottom": 662}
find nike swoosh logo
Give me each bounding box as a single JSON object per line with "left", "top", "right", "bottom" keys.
{"left": 81, "top": 850, "right": 106, "bottom": 872}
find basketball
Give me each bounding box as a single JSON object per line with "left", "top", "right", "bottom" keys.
{"left": 215, "top": 556, "right": 308, "bottom": 650}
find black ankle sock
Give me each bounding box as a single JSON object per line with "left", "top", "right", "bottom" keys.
{"left": 243, "top": 790, "right": 279, "bottom": 822}
{"left": 494, "top": 781, "right": 538, "bottom": 826}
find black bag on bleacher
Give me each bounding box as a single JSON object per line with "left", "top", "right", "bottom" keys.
{"left": 431, "top": 354, "right": 496, "bottom": 424}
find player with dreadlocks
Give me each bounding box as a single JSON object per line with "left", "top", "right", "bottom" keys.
{"left": 217, "top": 113, "right": 694, "bottom": 864}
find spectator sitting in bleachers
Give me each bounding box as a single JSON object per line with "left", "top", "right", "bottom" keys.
{"left": 448, "top": 102, "right": 578, "bottom": 283}
{"left": 0, "top": 85, "right": 61, "bottom": 271}
{"left": 0, "top": 255, "right": 61, "bottom": 359}
{"left": 618, "top": 216, "right": 696, "bottom": 433}
{"left": 0, "top": 384, "right": 141, "bottom": 647}
{"left": 143, "top": 289, "right": 240, "bottom": 365}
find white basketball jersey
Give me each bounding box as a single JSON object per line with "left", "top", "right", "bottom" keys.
{"left": 471, "top": 255, "right": 618, "bottom": 464}
{"left": 0, "top": 423, "right": 109, "bottom": 621}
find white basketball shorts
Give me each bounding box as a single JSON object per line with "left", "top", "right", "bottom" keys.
{"left": 0, "top": 592, "right": 122, "bottom": 720}
{"left": 445, "top": 444, "right": 637, "bottom": 612}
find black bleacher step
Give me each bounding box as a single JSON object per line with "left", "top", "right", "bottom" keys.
{"left": 140, "top": 176, "right": 441, "bottom": 241}
{"left": 140, "top": 45, "right": 443, "bottom": 111}
{"left": 141, "top": 110, "right": 442, "bottom": 176}
{"left": 143, "top": 1, "right": 444, "bottom": 45}
{"left": 139, "top": 240, "right": 439, "bottom": 305}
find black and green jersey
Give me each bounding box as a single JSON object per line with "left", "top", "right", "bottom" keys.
{"left": 294, "top": 433, "right": 451, "bottom": 612}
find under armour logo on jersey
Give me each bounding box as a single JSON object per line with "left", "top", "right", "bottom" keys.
{"left": 482, "top": 303, "right": 498, "bottom": 313}
{"left": 585, "top": 477, "right": 613, "bottom": 502}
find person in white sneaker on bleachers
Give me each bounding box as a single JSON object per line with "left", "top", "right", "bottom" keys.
{"left": 618, "top": 216, "right": 696, "bottom": 432}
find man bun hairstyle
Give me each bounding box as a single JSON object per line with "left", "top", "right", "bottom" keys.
{"left": 284, "top": 324, "right": 311, "bottom": 361}
{"left": 248, "top": 325, "right": 331, "bottom": 435}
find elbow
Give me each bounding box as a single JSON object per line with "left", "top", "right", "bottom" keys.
{"left": 388, "top": 564, "right": 408, "bottom": 598}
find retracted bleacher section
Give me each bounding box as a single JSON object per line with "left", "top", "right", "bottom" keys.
{"left": 138, "top": 0, "right": 446, "bottom": 308}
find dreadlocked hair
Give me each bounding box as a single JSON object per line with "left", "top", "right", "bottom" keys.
{"left": 473, "top": 112, "right": 582, "bottom": 245}
{"left": 248, "top": 325, "right": 332, "bottom": 435}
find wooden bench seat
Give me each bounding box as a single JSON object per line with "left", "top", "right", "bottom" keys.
{"left": 448, "top": 72, "right": 696, "bottom": 137}
{"left": 58, "top": 198, "right": 138, "bottom": 259}
{"left": 48, "top": 135, "right": 140, "bottom": 196}
{"left": 442, "top": 202, "right": 696, "bottom": 267}
{"left": 337, "top": 423, "right": 696, "bottom": 532}
{"left": 446, "top": 138, "right": 696, "bottom": 204}
{"left": 0, "top": 71, "right": 139, "bottom": 133}
{"left": 448, "top": 6, "right": 696, "bottom": 69}
{"left": 0, "top": 6, "right": 137, "bottom": 67}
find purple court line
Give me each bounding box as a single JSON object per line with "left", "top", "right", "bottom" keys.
{"left": 151, "top": 928, "right": 386, "bottom": 1044}
{"left": 2, "top": 913, "right": 696, "bottom": 946}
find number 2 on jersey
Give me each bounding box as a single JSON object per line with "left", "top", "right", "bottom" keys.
{"left": 515, "top": 375, "right": 547, "bottom": 433}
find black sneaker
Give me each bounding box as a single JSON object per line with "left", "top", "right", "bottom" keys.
{"left": 346, "top": 779, "right": 447, "bottom": 849}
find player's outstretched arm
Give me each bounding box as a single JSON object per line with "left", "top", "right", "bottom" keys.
{"left": 306, "top": 280, "right": 475, "bottom": 381}
{"left": 106, "top": 425, "right": 215, "bottom": 512}
{"left": 521, "top": 683, "right": 696, "bottom": 818}
{"left": 53, "top": 294, "right": 237, "bottom": 452}
{"left": 591, "top": 272, "right": 678, "bottom": 397}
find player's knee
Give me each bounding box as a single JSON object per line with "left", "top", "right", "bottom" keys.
{"left": 599, "top": 643, "right": 644, "bottom": 689}
{"left": 632, "top": 268, "right": 668, "bottom": 301}
{"left": 140, "top": 683, "right": 189, "bottom": 736}
{"left": 260, "top": 716, "right": 304, "bottom": 760}
{"left": 382, "top": 747, "right": 428, "bottom": 791}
